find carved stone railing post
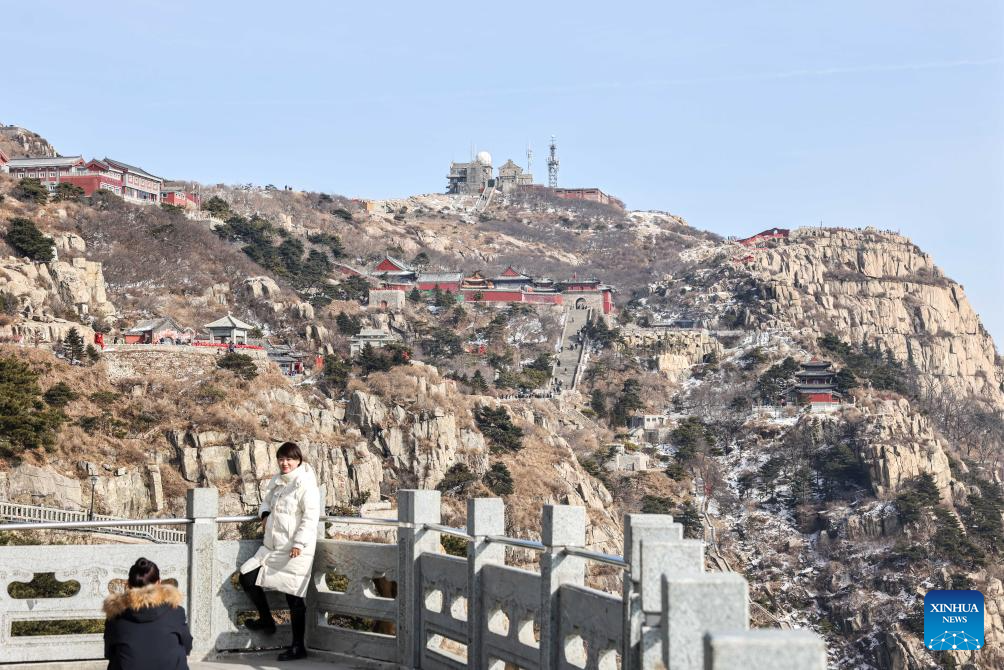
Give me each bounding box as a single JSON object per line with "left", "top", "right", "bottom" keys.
{"left": 539, "top": 505, "right": 585, "bottom": 670}
{"left": 397, "top": 489, "right": 441, "bottom": 668}
{"left": 704, "top": 629, "right": 827, "bottom": 669}
{"left": 661, "top": 572, "right": 748, "bottom": 670}
{"left": 622, "top": 513, "right": 688, "bottom": 670}
{"left": 467, "top": 497, "right": 504, "bottom": 670}
{"left": 186, "top": 487, "right": 219, "bottom": 659}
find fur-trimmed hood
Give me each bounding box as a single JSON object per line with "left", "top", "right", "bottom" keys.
{"left": 103, "top": 583, "right": 184, "bottom": 620}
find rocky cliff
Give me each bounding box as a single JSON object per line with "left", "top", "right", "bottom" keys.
{"left": 0, "top": 124, "right": 58, "bottom": 159}
{"left": 746, "top": 228, "right": 1002, "bottom": 408}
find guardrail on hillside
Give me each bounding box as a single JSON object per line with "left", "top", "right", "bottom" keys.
{"left": 0, "top": 501, "right": 187, "bottom": 543}
{"left": 0, "top": 489, "right": 826, "bottom": 669}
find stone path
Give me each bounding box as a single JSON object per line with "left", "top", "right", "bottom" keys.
{"left": 552, "top": 307, "right": 590, "bottom": 390}
{"left": 195, "top": 655, "right": 358, "bottom": 669}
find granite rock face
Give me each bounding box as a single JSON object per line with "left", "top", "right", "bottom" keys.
{"left": 747, "top": 228, "right": 1003, "bottom": 409}
{"left": 0, "top": 253, "right": 116, "bottom": 336}
{"left": 0, "top": 463, "right": 83, "bottom": 509}
{"left": 854, "top": 398, "right": 954, "bottom": 501}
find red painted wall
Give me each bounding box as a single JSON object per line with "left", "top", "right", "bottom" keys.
{"left": 61, "top": 174, "right": 122, "bottom": 196}
{"left": 416, "top": 281, "right": 461, "bottom": 291}
{"left": 523, "top": 293, "right": 563, "bottom": 305}
{"left": 462, "top": 289, "right": 524, "bottom": 303}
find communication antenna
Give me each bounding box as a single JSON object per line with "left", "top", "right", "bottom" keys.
{"left": 527, "top": 143, "right": 533, "bottom": 173}
{"left": 547, "top": 135, "right": 559, "bottom": 188}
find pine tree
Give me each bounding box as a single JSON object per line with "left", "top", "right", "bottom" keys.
{"left": 14, "top": 178, "right": 48, "bottom": 204}
{"left": 64, "top": 328, "right": 85, "bottom": 363}
{"left": 590, "top": 389, "right": 606, "bottom": 417}
{"left": 677, "top": 501, "right": 703, "bottom": 539}
{"left": 408, "top": 286, "right": 422, "bottom": 303}
{"left": 335, "top": 312, "right": 361, "bottom": 335}
{"left": 470, "top": 370, "right": 488, "bottom": 394}
{"left": 483, "top": 462, "right": 515, "bottom": 496}
{"left": 5, "top": 217, "right": 54, "bottom": 262}
{"left": 216, "top": 352, "right": 258, "bottom": 380}
{"left": 321, "top": 355, "right": 350, "bottom": 395}
{"left": 0, "top": 355, "right": 65, "bottom": 455}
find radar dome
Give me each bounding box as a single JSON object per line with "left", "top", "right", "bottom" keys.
{"left": 475, "top": 151, "right": 492, "bottom": 165}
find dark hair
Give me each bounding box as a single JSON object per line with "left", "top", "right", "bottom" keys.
{"left": 128, "top": 557, "right": 160, "bottom": 588}
{"left": 276, "top": 441, "right": 303, "bottom": 465}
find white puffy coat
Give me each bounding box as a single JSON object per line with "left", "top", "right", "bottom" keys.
{"left": 239, "top": 463, "right": 321, "bottom": 598}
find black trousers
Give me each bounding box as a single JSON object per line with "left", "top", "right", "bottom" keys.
{"left": 239, "top": 567, "right": 306, "bottom": 646}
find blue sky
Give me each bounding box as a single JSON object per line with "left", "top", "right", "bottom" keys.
{"left": 5, "top": 1, "right": 1003, "bottom": 345}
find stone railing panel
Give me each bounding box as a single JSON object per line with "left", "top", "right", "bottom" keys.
{"left": 556, "top": 584, "right": 623, "bottom": 670}
{"left": 481, "top": 563, "right": 542, "bottom": 670}
{"left": 309, "top": 539, "right": 399, "bottom": 663}
{"left": 419, "top": 553, "right": 469, "bottom": 669}
{"left": 211, "top": 539, "right": 292, "bottom": 652}
{"left": 0, "top": 544, "right": 187, "bottom": 663}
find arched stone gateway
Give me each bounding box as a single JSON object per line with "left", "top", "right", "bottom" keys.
{"left": 575, "top": 297, "right": 587, "bottom": 309}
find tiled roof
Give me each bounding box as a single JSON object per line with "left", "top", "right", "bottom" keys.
{"left": 374, "top": 255, "right": 414, "bottom": 273}
{"left": 125, "top": 316, "right": 186, "bottom": 334}
{"left": 6, "top": 156, "right": 84, "bottom": 169}
{"left": 103, "top": 158, "right": 163, "bottom": 182}
{"left": 417, "top": 272, "right": 463, "bottom": 282}
{"left": 204, "top": 314, "right": 254, "bottom": 330}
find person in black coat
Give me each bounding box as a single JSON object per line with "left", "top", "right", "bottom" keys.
{"left": 103, "top": 557, "right": 193, "bottom": 670}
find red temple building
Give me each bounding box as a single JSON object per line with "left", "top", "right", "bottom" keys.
{"left": 161, "top": 186, "right": 201, "bottom": 210}
{"left": 416, "top": 272, "right": 462, "bottom": 292}
{"left": 367, "top": 257, "right": 611, "bottom": 313}
{"left": 5, "top": 155, "right": 164, "bottom": 205}
{"left": 791, "top": 358, "right": 841, "bottom": 405}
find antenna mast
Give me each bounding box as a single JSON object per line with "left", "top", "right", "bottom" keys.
{"left": 547, "top": 135, "right": 559, "bottom": 188}
{"left": 526, "top": 143, "right": 533, "bottom": 173}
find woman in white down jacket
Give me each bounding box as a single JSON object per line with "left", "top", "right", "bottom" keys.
{"left": 239, "top": 442, "right": 320, "bottom": 662}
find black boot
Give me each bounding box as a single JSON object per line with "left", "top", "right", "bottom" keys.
{"left": 244, "top": 617, "right": 276, "bottom": 635}
{"left": 239, "top": 569, "right": 276, "bottom": 634}
{"left": 277, "top": 644, "right": 308, "bottom": 661}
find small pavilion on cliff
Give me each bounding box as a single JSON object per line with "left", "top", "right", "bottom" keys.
{"left": 790, "top": 357, "right": 841, "bottom": 405}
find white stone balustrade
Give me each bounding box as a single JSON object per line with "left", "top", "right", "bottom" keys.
{"left": 0, "top": 488, "right": 826, "bottom": 669}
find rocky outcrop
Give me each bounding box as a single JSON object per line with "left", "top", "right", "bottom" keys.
{"left": 853, "top": 398, "right": 953, "bottom": 501}
{"left": 0, "top": 463, "right": 83, "bottom": 509}
{"left": 746, "top": 228, "right": 1003, "bottom": 409}
{"left": 0, "top": 254, "right": 115, "bottom": 326}
{"left": 618, "top": 329, "right": 723, "bottom": 382}
{"left": 50, "top": 257, "right": 115, "bottom": 317}
{"left": 244, "top": 276, "right": 314, "bottom": 320}
{"left": 347, "top": 389, "right": 487, "bottom": 489}
{"left": 53, "top": 233, "right": 87, "bottom": 254}
{"left": 0, "top": 124, "right": 57, "bottom": 158}
{"left": 166, "top": 429, "right": 384, "bottom": 514}
{"left": 818, "top": 501, "right": 901, "bottom": 545}
{"left": 87, "top": 462, "right": 165, "bottom": 517}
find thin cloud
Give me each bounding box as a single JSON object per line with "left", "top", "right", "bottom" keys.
{"left": 128, "top": 57, "right": 1002, "bottom": 109}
